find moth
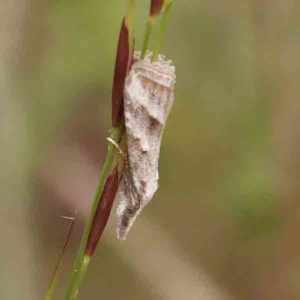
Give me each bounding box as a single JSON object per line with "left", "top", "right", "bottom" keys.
{"left": 116, "top": 51, "right": 176, "bottom": 240}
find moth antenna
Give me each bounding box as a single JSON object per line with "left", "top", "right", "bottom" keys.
{"left": 107, "top": 137, "right": 125, "bottom": 157}
{"left": 107, "top": 137, "right": 132, "bottom": 183}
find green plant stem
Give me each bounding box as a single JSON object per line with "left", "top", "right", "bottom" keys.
{"left": 141, "top": 17, "right": 155, "bottom": 59}
{"left": 45, "top": 218, "right": 75, "bottom": 300}
{"left": 63, "top": 0, "right": 174, "bottom": 296}
{"left": 64, "top": 125, "right": 124, "bottom": 300}
{"left": 152, "top": 0, "right": 173, "bottom": 62}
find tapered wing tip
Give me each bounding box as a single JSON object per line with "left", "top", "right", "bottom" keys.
{"left": 116, "top": 228, "right": 128, "bottom": 241}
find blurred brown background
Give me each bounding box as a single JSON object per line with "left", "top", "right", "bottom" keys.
{"left": 1, "top": 0, "right": 300, "bottom": 299}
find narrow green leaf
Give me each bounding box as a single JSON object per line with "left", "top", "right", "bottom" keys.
{"left": 152, "top": 0, "right": 173, "bottom": 62}
{"left": 45, "top": 217, "right": 75, "bottom": 300}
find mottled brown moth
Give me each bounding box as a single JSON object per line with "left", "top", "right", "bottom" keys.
{"left": 116, "top": 51, "right": 176, "bottom": 240}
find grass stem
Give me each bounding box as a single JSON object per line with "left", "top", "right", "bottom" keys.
{"left": 64, "top": 125, "right": 124, "bottom": 300}
{"left": 152, "top": 0, "right": 173, "bottom": 62}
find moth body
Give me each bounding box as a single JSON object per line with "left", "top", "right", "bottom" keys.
{"left": 117, "top": 52, "right": 176, "bottom": 240}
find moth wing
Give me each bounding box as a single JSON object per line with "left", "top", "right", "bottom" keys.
{"left": 123, "top": 52, "right": 175, "bottom": 207}
{"left": 116, "top": 170, "right": 140, "bottom": 240}
{"left": 118, "top": 52, "right": 176, "bottom": 239}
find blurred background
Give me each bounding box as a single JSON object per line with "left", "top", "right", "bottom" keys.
{"left": 1, "top": 0, "right": 300, "bottom": 299}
